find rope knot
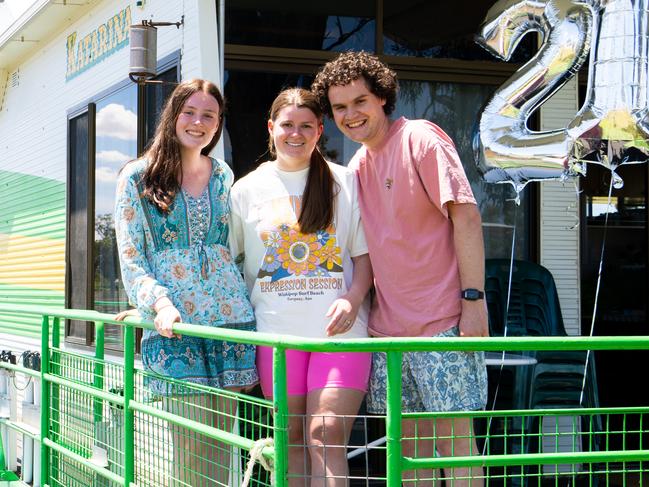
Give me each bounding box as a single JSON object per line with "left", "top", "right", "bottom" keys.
{"left": 241, "top": 437, "right": 275, "bottom": 487}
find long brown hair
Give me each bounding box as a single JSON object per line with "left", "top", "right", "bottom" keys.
{"left": 268, "top": 88, "right": 337, "bottom": 234}
{"left": 141, "top": 78, "right": 225, "bottom": 212}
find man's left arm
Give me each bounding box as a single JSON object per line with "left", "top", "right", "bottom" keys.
{"left": 448, "top": 202, "right": 489, "bottom": 337}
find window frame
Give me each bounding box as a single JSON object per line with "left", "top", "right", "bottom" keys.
{"left": 64, "top": 51, "right": 180, "bottom": 350}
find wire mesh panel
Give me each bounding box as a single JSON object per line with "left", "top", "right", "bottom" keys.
{"left": 284, "top": 412, "right": 389, "bottom": 486}
{"left": 347, "top": 414, "right": 388, "bottom": 486}
{"left": 133, "top": 371, "right": 274, "bottom": 487}
{"left": 49, "top": 454, "right": 123, "bottom": 487}
{"left": 47, "top": 347, "right": 125, "bottom": 486}
{"left": 42, "top": 349, "right": 649, "bottom": 486}
{"left": 45, "top": 346, "right": 275, "bottom": 487}
{"left": 48, "top": 455, "right": 100, "bottom": 487}
{"left": 398, "top": 408, "right": 649, "bottom": 486}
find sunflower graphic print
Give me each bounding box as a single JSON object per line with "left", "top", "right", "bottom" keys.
{"left": 257, "top": 196, "right": 343, "bottom": 282}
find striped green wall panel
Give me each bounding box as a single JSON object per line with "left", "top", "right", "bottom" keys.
{"left": 0, "top": 169, "right": 66, "bottom": 337}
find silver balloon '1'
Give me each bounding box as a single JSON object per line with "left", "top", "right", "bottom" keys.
{"left": 569, "top": 0, "right": 649, "bottom": 186}
{"left": 475, "top": 0, "right": 649, "bottom": 191}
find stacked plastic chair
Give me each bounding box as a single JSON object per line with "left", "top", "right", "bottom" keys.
{"left": 485, "top": 260, "right": 546, "bottom": 411}
{"left": 484, "top": 259, "right": 540, "bottom": 485}
{"left": 484, "top": 259, "right": 602, "bottom": 485}
{"left": 486, "top": 258, "right": 602, "bottom": 404}
{"left": 486, "top": 259, "right": 565, "bottom": 338}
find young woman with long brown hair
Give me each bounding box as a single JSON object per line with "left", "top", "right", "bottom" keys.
{"left": 229, "top": 87, "right": 373, "bottom": 486}
{"left": 114, "top": 78, "right": 256, "bottom": 485}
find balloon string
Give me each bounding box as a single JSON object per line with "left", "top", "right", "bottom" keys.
{"left": 580, "top": 173, "right": 614, "bottom": 406}
{"left": 483, "top": 196, "right": 519, "bottom": 456}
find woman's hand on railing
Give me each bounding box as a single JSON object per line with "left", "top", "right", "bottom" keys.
{"left": 114, "top": 308, "right": 140, "bottom": 321}
{"left": 115, "top": 306, "right": 180, "bottom": 338}
{"left": 154, "top": 305, "right": 181, "bottom": 339}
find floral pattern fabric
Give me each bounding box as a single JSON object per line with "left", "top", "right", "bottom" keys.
{"left": 365, "top": 326, "right": 488, "bottom": 413}
{"left": 115, "top": 158, "right": 257, "bottom": 395}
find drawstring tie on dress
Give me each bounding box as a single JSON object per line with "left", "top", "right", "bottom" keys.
{"left": 198, "top": 244, "right": 209, "bottom": 279}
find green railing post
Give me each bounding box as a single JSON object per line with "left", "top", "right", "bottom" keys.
{"left": 0, "top": 432, "right": 6, "bottom": 471}
{"left": 40, "top": 315, "right": 50, "bottom": 486}
{"left": 273, "top": 346, "right": 289, "bottom": 487}
{"left": 94, "top": 321, "right": 105, "bottom": 424}
{"left": 51, "top": 317, "right": 61, "bottom": 465}
{"left": 124, "top": 325, "right": 135, "bottom": 485}
{"left": 52, "top": 316, "right": 60, "bottom": 348}
{"left": 386, "top": 351, "right": 403, "bottom": 486}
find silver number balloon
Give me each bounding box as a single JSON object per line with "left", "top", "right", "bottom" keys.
{"left": 474, "top": 0, "right": 593, "bottom": 192}
{"left": 475, "top": 0, "right": 649, "bottom": 190}
{"left": 568, "top": 0, "right": 649, "bottom": 186}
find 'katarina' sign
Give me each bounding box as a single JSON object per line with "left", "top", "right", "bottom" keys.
{"left": 66, "top": 6, "right": 132, "bottom": 81}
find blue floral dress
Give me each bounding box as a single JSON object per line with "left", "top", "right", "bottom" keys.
{"left": 114, "top": 157, "right": 257, "bottom": 395}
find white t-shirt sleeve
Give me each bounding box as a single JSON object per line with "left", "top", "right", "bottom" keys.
{"left": 218, "top": 158, "right": 235, "bottom": 187}
{"left": 228, "top": 185, "right": 246, "bottom": 272}
{"left": 348, "top": 173, "right": 369, "bottom": 258}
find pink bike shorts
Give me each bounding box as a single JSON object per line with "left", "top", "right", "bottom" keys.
{"left": 256, "top": 346, "right": 372, "bottom": 397}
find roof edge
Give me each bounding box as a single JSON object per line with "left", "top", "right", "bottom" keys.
{"left": 0, "top": 0, "right": 51, "bottom": 50}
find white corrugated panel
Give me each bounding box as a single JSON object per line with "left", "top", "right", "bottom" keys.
{"left": 539, "top": 76, "right": 581, "bottom": 336}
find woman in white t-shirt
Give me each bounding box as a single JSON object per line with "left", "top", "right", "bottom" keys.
{"left": 229, "top": 88, "right": 372, "bottom": 486}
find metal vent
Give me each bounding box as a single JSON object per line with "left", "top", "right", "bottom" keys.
{"left": 0, "top": 71, "right": 8, "bottom": 111}
{"left": 10, "top": 70, "right": 19, "bottom": 87}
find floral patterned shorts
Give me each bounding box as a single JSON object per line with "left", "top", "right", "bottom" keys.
{"left": 366, "top": 326, "right": 488, "bottom": 414}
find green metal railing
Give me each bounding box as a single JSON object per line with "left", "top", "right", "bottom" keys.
{"left": 1, "top": 303, "right": 649, "bottom": 485}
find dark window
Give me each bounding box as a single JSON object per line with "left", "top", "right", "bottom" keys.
{"left": 67, "top": 110, "right": 93, "bottom": 344}
{"left": 224, "top": 71, "right": 314, "bottom": 178}
{"left": 144, "top": 68, "right": 180, "bottom": 145}
{"left": 226, "top": 0, "right": 535, "bottom": 62}
{"left": 226, "top": 1, "right": 375, "bottom": 52}
{"left": 580, "top": 163, "right": 648, "bottom": 450}
{"left": 382, "top": 0, "right": 535, "bottom": 61}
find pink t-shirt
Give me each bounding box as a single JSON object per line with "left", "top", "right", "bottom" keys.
{"left": 349, "top": 117, "right": 476, "bottom": 337}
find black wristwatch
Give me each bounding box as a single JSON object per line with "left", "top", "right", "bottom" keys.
{"left": 461, "top": 288, "right": 484, "bottom": 301}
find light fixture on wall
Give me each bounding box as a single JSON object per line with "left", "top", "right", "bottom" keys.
{"left": 129, "top": 17, "right": 183, "bottom": 84}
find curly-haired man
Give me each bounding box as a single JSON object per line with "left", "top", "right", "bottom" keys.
{"left": 313, "top": 51, "right": 488, "bottom": 486}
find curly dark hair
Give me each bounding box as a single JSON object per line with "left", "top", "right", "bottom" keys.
{"left": 312, "top": 51, "right": 398, "bottom": 118}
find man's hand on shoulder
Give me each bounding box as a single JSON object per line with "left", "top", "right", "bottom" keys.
{"left": 459, "top": 300, "right": 489, "bottom": 337}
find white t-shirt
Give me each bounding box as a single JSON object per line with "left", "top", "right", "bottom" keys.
{"left": 229, "top": 161, "right": 369, "bottom": 339}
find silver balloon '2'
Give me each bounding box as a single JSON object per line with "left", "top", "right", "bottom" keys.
{"left": 474, "top": 0, "right": 649, "bottom": 191}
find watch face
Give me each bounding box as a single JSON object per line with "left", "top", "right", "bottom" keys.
{"left": 462, "top": 289, "right": 483, "bottom": 300}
